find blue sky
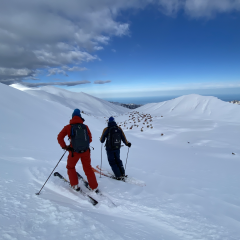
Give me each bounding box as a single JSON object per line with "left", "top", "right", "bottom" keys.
{"left": 53, "top": 7, "right": 240, "bottom": 99}
{"left": 77, "top": 8, "right": 240, "bottom": 98}
{"left": 70, "top": 8, "right": 240, "bottom": 99}
{"left": 1, "top": 0, "right": 240, "bottom": 100}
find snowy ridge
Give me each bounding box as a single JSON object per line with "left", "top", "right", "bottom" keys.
{"left": 1, "top": 83, "right": 240, "bottom": 240}
{"left": 137, "top": 94, "right": 240, "bottom": 122}
{"left": 11, "top": 83, "right": 129, "bottom": 117}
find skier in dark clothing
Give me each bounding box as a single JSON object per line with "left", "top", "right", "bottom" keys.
{"left": 100, "top": 117, "right": 131, "bottom": 180}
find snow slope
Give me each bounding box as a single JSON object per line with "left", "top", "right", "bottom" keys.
{"left": 137, "top": 94, "right": 240, "bottom": 122}
{"left": 1, "top": 83, "right": 240, "bottom": 240}
{"left": 11, "top": 83, "right": 128, "bottom": 117}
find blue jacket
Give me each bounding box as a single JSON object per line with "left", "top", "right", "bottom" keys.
{"left": 100, "top": 122, "right": 129, "bottom": 150}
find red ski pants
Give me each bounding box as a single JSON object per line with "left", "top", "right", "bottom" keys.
{"left": 66, "top": 150, "right": 98, "bottom": 190}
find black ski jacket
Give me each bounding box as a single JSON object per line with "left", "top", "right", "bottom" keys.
{"left": 100, "top": 122, "right": 129, "bottom": 150}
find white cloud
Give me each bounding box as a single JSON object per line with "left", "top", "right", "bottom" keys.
{"left": 47, "top": 65, "right": 87, "bottom": 77}
{"left": 184, "top": 0, "right": 240, "bottom": 17}
{"left": 156, "top": 0, "right": 240, "bottom": 18}
{"left": 112, "top": 49, "right": 116, "bottom": 53}
{"left": 33, "top": 47, "right": 99, "bottom": 67}
{"left": 157, "top": 0, "right": 182, "bottom": 15}
{"left": 94, "top": 80, "right": 112, "bottom": 84}
{"left": 0, "top": 67, "right": 32, "bottom": 77}
{"left": 62, "top": 66, "right": 88, "bottom": 72}
{"left": 94, "top": 46, "right": 104, "bottom": 51}
{"left": 0, "top": 0, "right": 132, "bottom": 84}
{"left": 0, "top": 67, "right": 35, "bottom": 84}
{"left": 94, "top": 36, "right": 111, "bottom": 45}
{"left": 114, "top": 23, "right": 130, "bottom": 36}
{"left": 22, "top": 80, "right": 91, "bottom": 87}
{"left": 47, "top": 68, "right": 68, "bottom": 76}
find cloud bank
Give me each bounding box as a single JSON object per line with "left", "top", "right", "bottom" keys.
{"left": 94, "top": 80, "right": 112, "bottom": 84}
{"left": 47, "top": 66, "right": 88, "bottom": 76}
{"left": 22, "top": 80, "right": 91, "bottom": 87}
{"left": 157, "top": 0, "right": 240, "bottom": 17}
{"left": 0, "top": 0, "right": 132, "bottom": 85}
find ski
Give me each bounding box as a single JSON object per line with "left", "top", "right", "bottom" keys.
{"left": 76, "top": 172, "right": 91, "bottom": 190}
{"left": 93, "top": 165, "right": 146, "bottom": 187}
{"left": 96, "top": 166, "right": 129, "bottom": 181}
{"left": 92, "top": 166, "right": 117, "bottom": 179}
{"left": 92, "top": 165, "right": 127, "bottom": 181}
{"left": 53, "top": 172, "right": 98, "bottom": 206}
{"left": 76, "top": 172, "right": 117, "bottom": 207}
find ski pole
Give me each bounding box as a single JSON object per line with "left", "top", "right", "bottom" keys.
{"left": 36, "top": 151, "right": 67, "bottom": 195}
{"left": 125, "top": 147, "right": 130, "bottom": 174}
{"left": 100, "top": 143, "right": 103, "bottom": 178}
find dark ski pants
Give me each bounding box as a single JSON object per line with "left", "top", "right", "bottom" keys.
{"left": 106, "top": 149, "right": 125, "bottom": 178}
{"left": 66, "top": 149, "right": 98, "bottom": 190}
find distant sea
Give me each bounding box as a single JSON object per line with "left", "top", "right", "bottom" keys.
{"left": 102, "top": 94, "right": 240, "bottom": 105}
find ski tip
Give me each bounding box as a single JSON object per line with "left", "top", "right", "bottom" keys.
{"left": 88, "top": 196, "right": 99, "bottom": 206}
{"left": 54, "top": 172, "right": 64, "bottom": 179}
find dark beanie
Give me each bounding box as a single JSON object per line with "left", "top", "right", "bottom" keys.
{"left": 72, "top": 109, "right": 81, "bottom": 118}
{"left": 108, "top": 116, "right": 115, "bottom": 122}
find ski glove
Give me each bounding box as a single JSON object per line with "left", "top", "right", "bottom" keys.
{"left": 127, "top": 142, "right": 131, "bottom": 148}
{"left": 62, "top": 145, "right": 74, "bottom": 151}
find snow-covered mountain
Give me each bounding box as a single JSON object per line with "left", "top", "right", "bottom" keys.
{"left": 137, "top": 94, "right": 240, "bottom": 121}
{"left": 1, "top": 83, "right": 240, "bottom": 240}
{"left": 11, "top": 83, "right": 128, "bottom": 117}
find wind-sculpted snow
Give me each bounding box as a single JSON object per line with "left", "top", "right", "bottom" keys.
{"left": 1, "top": 83, "right": 240, "bottom": 240}
{"left": 137, "top": 94, "right": 240, "bottom": 122}
{"left": 11, "top": 83, "right": 129, "bottom": 117}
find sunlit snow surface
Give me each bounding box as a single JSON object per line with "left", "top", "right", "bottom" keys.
{"left": 1, "top": 83, "right": 240, "bottom": 240}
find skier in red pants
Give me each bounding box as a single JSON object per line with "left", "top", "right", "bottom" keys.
{"left": 57, "top": 109, "right": 98, "bottom": 192}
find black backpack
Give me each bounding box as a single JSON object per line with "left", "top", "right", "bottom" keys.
{"left": 71, "top": 124, "right": 90, "bottom": 153}
{"left": 108, "top": 126, "right": 122, "bottom": 150}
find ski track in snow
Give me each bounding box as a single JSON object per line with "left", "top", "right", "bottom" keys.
{"left": 1, "top": 85, "right": 240, "bottom": 240}
{"left": 0, "top": 162, "right": 236, "bottom": 240}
